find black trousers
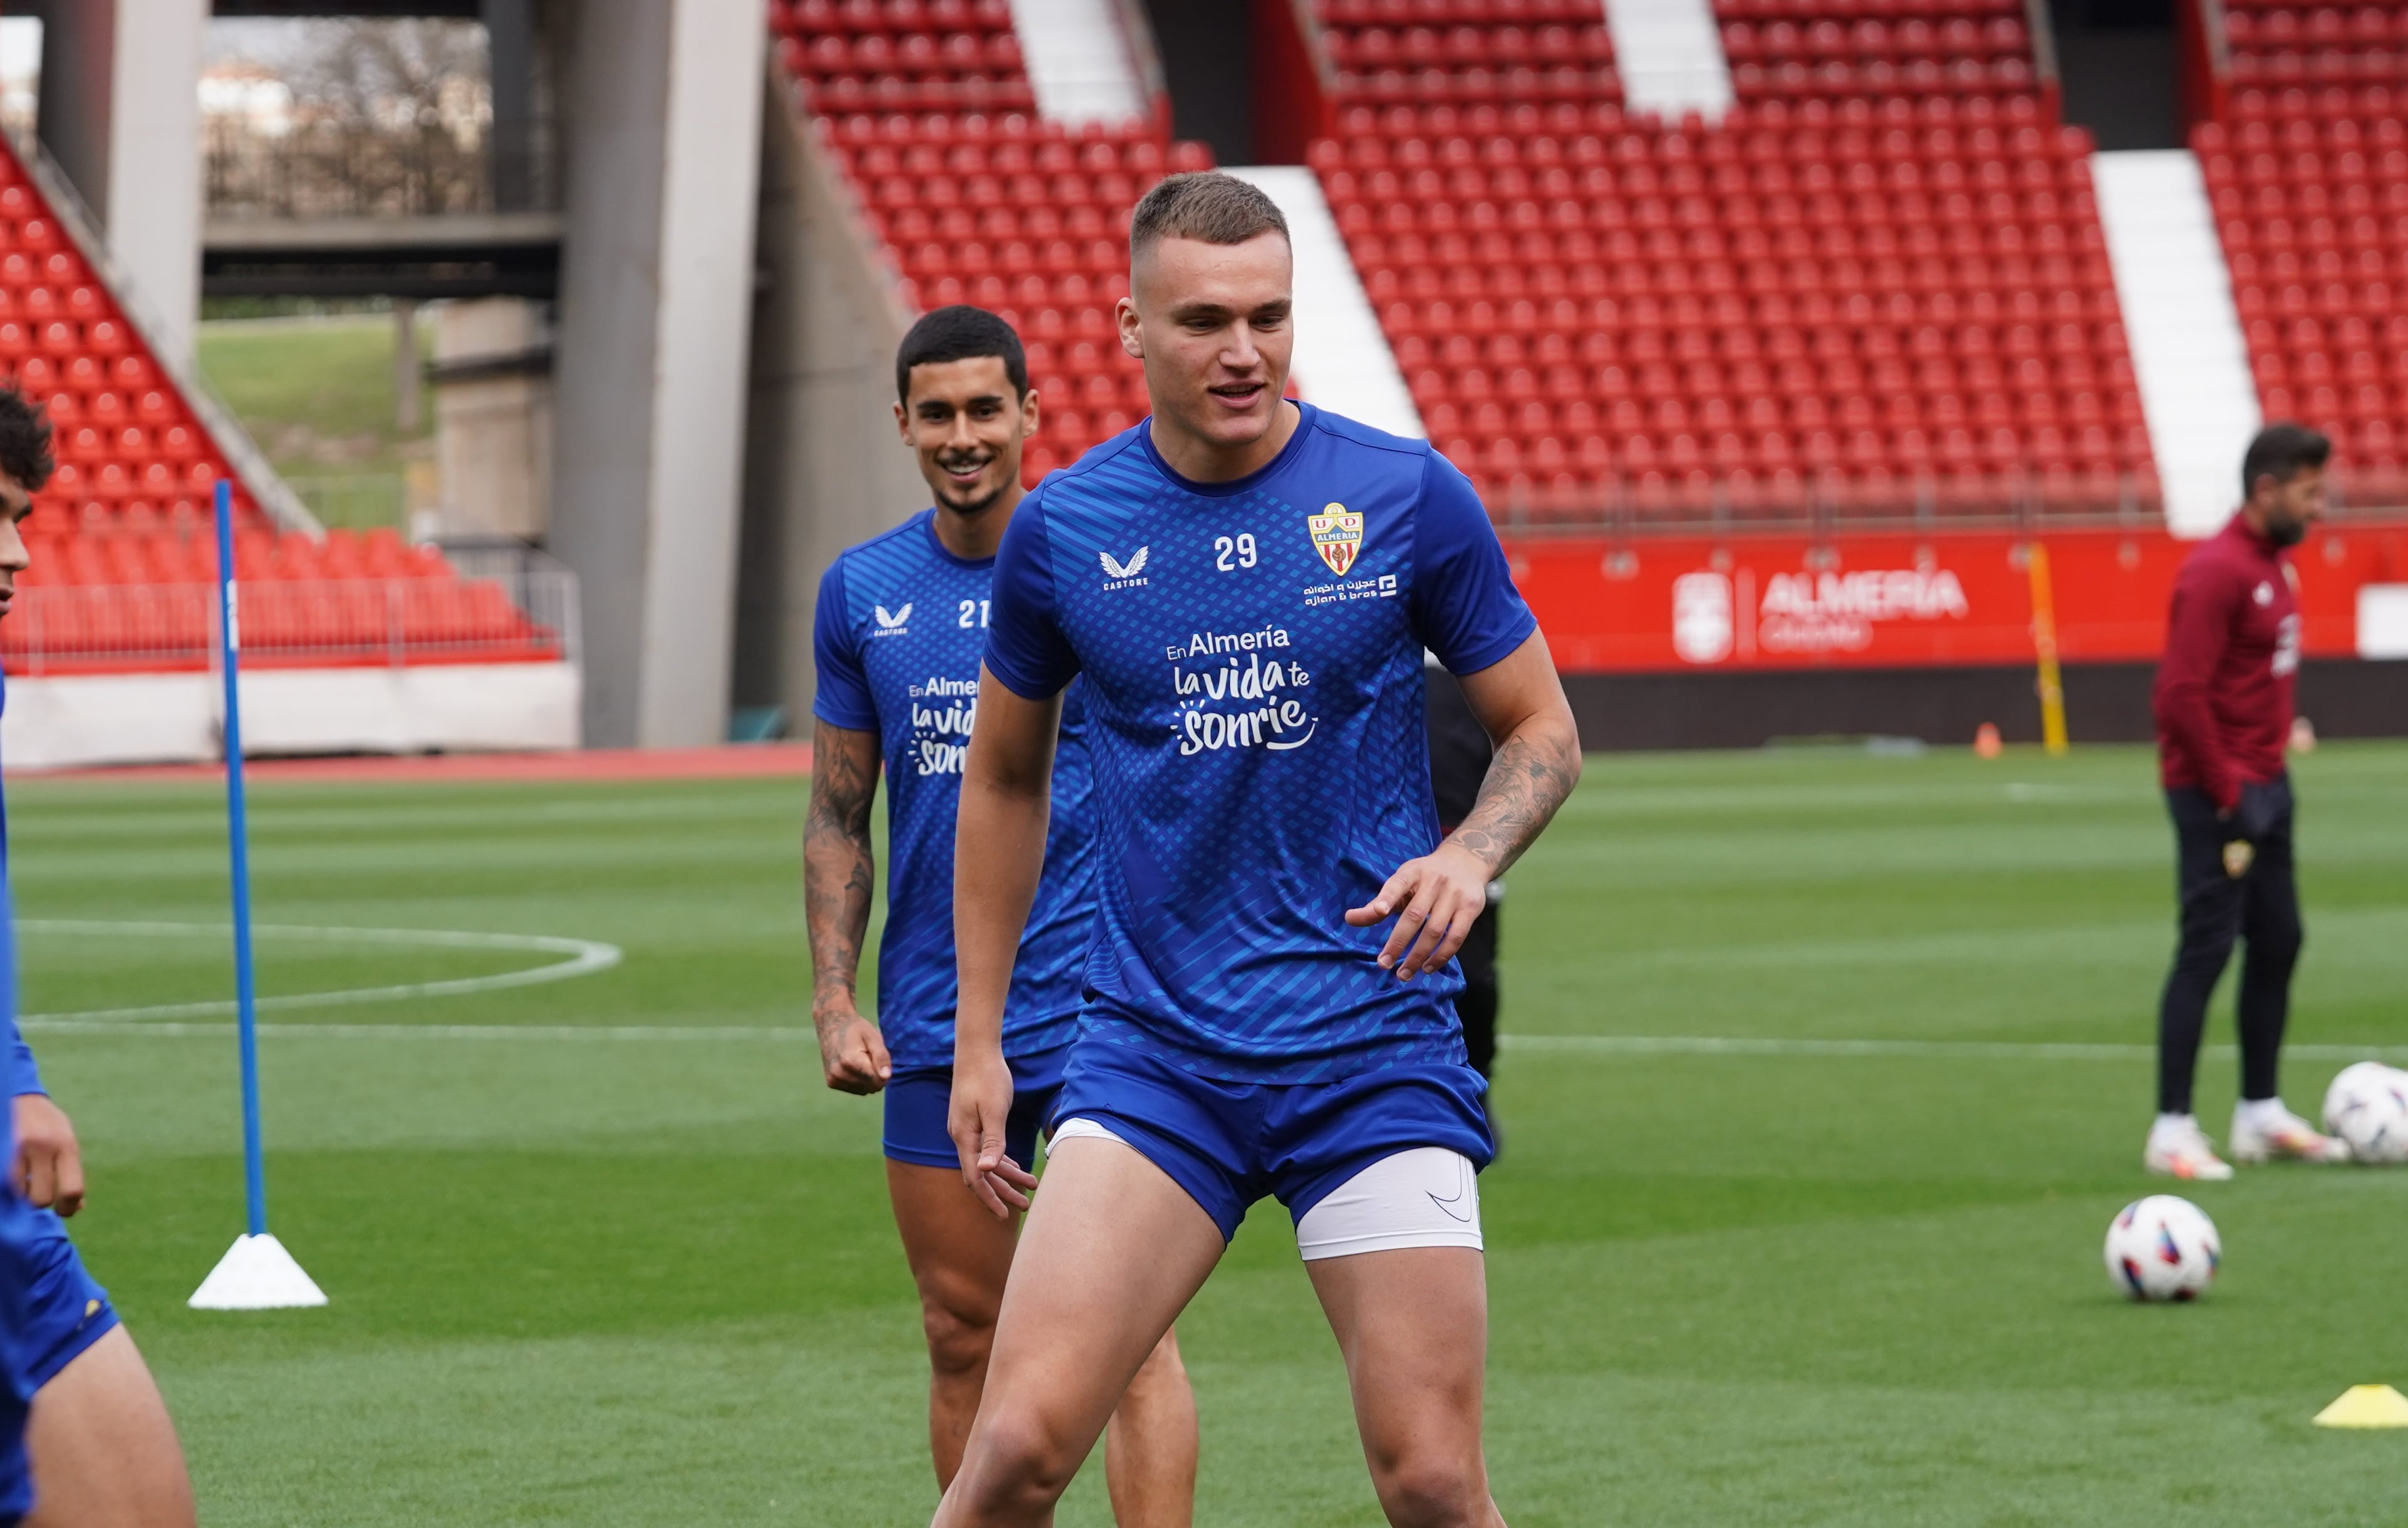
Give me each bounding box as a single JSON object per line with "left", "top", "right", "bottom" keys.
{"left": 1457, "top": 898, "right": 1500, "bottom": 1080}
{"left": 2156, "top": 776, "right": 2304, "bottom": 1115}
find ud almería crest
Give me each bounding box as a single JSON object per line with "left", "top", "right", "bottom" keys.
{"left": 1307, "top": 502, "right": 1362, "bottom": 577}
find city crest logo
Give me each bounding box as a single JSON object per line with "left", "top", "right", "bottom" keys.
{"left": 1307, "top": 502, "right": 1361, "bottom": 577}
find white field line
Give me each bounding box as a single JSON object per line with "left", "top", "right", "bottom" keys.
{"left": 1502, "top": 1035, "right": 2408, "bottom": 1064}
{"left": 16, "top": 920, "right": 621, "bottom": 1024}
{"left": 15, "top": 1011, "right": 2405, "bottom": 1066}
{"left": 16, "top": 1021, "right": 792, "bottom": 1040}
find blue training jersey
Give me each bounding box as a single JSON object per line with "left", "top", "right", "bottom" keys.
{"left": 982, "top": 403, "right": 1538, "bottom": 1084}
{"left": 813, "top": 508, "right": 1093, "bottom": 1070}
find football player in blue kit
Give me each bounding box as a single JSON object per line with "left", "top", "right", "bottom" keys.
{"left": 0, "top": 388, "right": 195, "bottom": 1528}
{"left": 938, "top": 175, "right": 1582, "bottom": 1527}
{"left": 805, "top": 307, "right": 1197, "bottom": 1522}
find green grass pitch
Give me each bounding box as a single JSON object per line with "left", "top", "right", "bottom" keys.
{"left": 9, "top": 741, "right": 2408, "bottom": 1525}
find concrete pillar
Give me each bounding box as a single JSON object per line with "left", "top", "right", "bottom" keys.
{"left": 430, "top": 299, "right": 552, "bottom": 543}
{"left": 548, "top": 0, "right": 765, "bottom": 748}
{"left": 30, "top": 0, "right": 206, "bottom": 363}
{"left": 484, "top": 0, "right": 541, "bottom": 212}
{"left": 393, "top": 301, "right": 422, "bottom": 433}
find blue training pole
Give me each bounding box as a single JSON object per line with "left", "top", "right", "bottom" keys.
{"left": 213, "top": 479, "right": 268, "bottom": 1239}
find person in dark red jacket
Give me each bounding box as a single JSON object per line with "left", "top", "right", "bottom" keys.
{"left": 2142, "top": 421, "right": 2347, "bottom": 1180}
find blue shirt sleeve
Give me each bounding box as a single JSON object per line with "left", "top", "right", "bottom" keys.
{"left": 1409, "top": 448, "right": 1538, "bottom": 675}
{"left": 809, "top": 557, "right": 878, "bottom": 732}
{"left": 982, "top": 494, "right": 1081, "bottom": 700}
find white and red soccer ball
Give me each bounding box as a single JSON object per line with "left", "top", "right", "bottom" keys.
{"left": 2105, "top": 1195, "right": 2220, "bottom": 1302}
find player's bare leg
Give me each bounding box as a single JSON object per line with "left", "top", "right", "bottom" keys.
{"left": 892, "top": 1160, "right": 1021, "bottom": 1487}
{"left": 932, "top": 1137, "right": 1223, "bottom": 1527}
{"left": 1105, "top": 1329, "right": 1196, "bottom": 1528}
{"left": 1308, "top": 1246, "right": 1505, "bottom": 1528}
{"left": 893, "top": 1160, "right": 1198, "bottom": 1519}
{"left": 24, "top": 1324, "right": 195, "bottom": 1528}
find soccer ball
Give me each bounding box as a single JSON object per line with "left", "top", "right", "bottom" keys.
{"left": 2322, "top": 1061, "right": 2408, "bottom": 1164}
{"left": 2104, "top": 1195, "right": 2220, "bottom": 1301}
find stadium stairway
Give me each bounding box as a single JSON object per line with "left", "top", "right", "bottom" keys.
{"left": 1004, "top": 0, "right": 1151, "bottom": 123}
{"left": 2092, "top": 150, "right": 2262, "bottom": 535}
{"left": 1606, "top": 0, "right": 1738, "bottom": 119}
{"left": 1220, "top": 166, "right": 1424, "bottom": 437}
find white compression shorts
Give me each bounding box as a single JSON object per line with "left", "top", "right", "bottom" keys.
{"left": 1049, "top": 1118, "right": 1483, "bottom": 1260}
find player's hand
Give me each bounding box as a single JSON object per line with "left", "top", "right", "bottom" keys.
{"left": 948, "top": 1047, "right": 1036, "bottom": 1220}
{"left": 12, "top": 1093, "right": 85, "bottom": 1217}
{"left": 1346, "top": 841, "right": 1491, "bottom": 982}
{"left": 813, "top": 1008, "right": 892, "bottom": 1095}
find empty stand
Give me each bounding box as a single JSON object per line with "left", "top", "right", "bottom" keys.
{"left": 0, "top": 154, "right": 263, "bottom": 535}
{"left": 778, "top": 0, "right": 1215, "bottom": 478}
{"left": 0, "top": 134, "right": 561, "bottom": 671}
{"left": 820, "top": 112, "right": 1212, "bottom": 476}
{"left": 3, "top": 526, "right": 563, "bottom": 674}
{"left": 1715, "top": 0, "right": 2040, "bottom": 105}
{"left": 769, "top": 0, "right": 1037, "bottom": 114}
{"left": 2196, "top": 83, "right": 2408, "bottom": 497}
{"left": 1313, "top": 0, "right": 1624, "bottom": 103}
{"left": 1314, "top": 96, "right": 2152, "bottom": 517}
{"left": 2220, "top": 0, "right": 2408, "bottom": 85}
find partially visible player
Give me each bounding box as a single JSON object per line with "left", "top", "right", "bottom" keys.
{"left": 2144, "top": 421, "right": 2345, "bottom": 1179}
{"left": 939, "top": 173, "right": 1582, "bottom": 1527}
{"left": 805, "top": 308, "right": 1196, "bottom": 1520}
{"left": 1425, "top": 657, "right": 1502, "bottom": 1093}
{"left": 0, "top": 386, "right": 196, "bottom": 1527}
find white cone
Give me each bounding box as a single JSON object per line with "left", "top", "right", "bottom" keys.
{"left": 187, "top": 1233, "right": 328, "bottom": 1309}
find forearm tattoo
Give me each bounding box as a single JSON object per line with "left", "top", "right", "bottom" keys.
{"left": 1448, "top": 723, "right": 1580, "bottom": 877}
{"left": 803, "top": 736, "right": 879, "bottom": 1024}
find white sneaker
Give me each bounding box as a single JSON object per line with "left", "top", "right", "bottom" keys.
{"left": 2144, "top": 1118, "right": 2236, "bottom": 1181}
{"left": 2229, "top": 1102, "right": 2351, "bottom": 1164}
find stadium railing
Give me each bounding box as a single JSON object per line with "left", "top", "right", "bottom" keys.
{"left": 1482, "top": 462, "right": 2408, "bottom": 537}
{"left": 0, "top": 568, "right": 575, "bottom": 678}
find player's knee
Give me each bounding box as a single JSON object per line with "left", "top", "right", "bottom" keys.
{"left": 1368, "top": 1451, "right": 1488, "bottom": 1527}
{"left": 917, "top": 1291, "right": 999, "bottom": 1380}
{"left": 962, "top": 1413, "right": 1083, "bottom": 1508}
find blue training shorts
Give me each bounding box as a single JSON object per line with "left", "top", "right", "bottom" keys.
{"left": 882, "top": 1044, "right": 1071, "bottom": 1172}
{"left": 0, "top": 1200, "right": 112, "bottom": 1525}
{"left": 1048, "top": 1040, "right": 1495, "bottom": 1242}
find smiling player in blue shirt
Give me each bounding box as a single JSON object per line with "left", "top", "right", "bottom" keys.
{"left": 935, "top": 176, "right": 1582, "bottom": 1527}
{"left": 804, "top": 308, "right": 1195, "bottom": 1520}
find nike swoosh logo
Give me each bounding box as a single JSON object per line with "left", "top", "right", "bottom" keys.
{"left": 1426, "top": 1159, "right": 1473, "bottom": 1223}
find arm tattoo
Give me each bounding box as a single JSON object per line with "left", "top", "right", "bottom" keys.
{"left": 804, "top": 730, "right": 880, "bottom": 1027}
{"left": 1446, "top": 723, "right": 1580, "bottom": 877}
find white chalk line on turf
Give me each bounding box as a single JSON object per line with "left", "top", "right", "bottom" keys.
{"left": 16, "top": 1020, "right": 790, "bottom": 1040}
{"left": 13, "top": 920, "right": 622, "bottom": 1025}
{"left": 1501, "top": 1035, "right": 2408, "bottom": 1065}
{"left": 17, "top": 1019, "right": 2407, "bottom": 1066}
